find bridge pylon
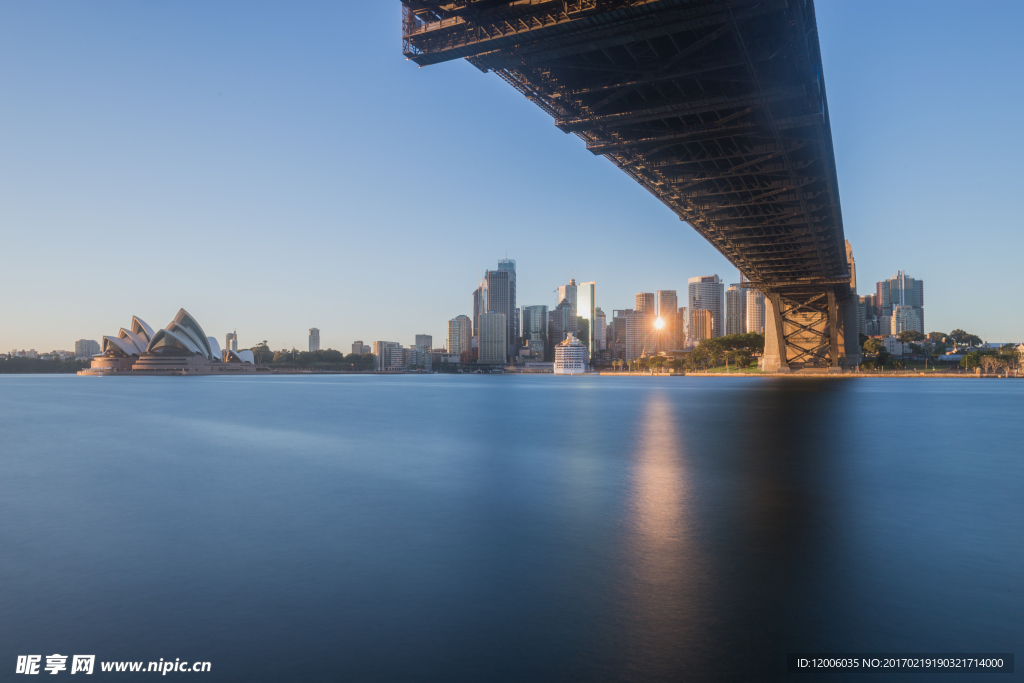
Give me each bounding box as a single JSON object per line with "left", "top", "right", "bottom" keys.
{"left": 760, "top": 242, "right": 862, "bottom": 373}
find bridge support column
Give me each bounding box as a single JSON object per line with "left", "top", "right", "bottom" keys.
{"left": 761, "top": 293, "right": 789, "bottom": 373}
{"left": 840, "top": 296, "right": 862, "bottom": 369}
{"left": 760, "top": 288, "right": 849, "bottom": 373}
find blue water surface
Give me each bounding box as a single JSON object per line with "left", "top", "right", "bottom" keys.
{"left": 0, "top": 375, "right": 1020, "bottom": 681}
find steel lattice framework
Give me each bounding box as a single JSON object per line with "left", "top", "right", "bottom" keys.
{"left": 402, "top": 0, "right": 856, "bottom": 369}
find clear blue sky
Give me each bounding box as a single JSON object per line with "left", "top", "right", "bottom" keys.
{"left": 2, "top": 1, "right": 1022, "bottom": 351}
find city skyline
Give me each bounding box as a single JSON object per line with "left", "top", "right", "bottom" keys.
{"left": 2, "top": 2, "right": 1023, "bottom": 350}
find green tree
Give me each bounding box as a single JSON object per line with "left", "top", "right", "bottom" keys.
{"left": 250, "top": 341, "right": 270, "bottom": 364}
{"left": 897, "top": 330, "right": 924, "bottom": 343}
{"left": 691, "top": 347, "right": 710, "bottom": 369}
{"left": 735, "top": 349, "right": 753, "bottom": 368}
{"left": 863, "top": 338, "right": 883, "bottom": 355}
{"left": 949, "top": 329, "right": 983, "bottom": 347}
{"left": 961, "top": 351, "right": 982, "bottom": 369}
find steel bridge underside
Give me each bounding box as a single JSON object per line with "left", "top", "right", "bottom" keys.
{"left": 402, "top": 0, "right": 859, "bottom": 370}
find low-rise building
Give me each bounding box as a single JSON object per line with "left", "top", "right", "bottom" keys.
{"left": 881, "top": 336, "right": 908, "bottom": 356}
{"left": 372, "top": 341, "right": 402, "bottom": 371}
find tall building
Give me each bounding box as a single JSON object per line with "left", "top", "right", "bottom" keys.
{"left": 74, "top": 339, "right": 100, "bottom": 359}
{"left": 478, "top": 312, "right": 507, "bottom": 364}
{"left": 858, "top": 294, "right": 878, "bottom": 336}
{"left": 892, "top": 305, "right": 923, "bottom": 336}
{"left": 725, "top": 284, "right": 746, "bottom": 336}
{"left": 594, "top": 307, "right": 607, "bottom": 352}
{"left": 625, "top": 310, "right": 653, "bottom": 360}
{"left": 548, "top": 299, "right": 577, "bottom": 358}
{"left": 522, "top": 305, "right": 549, "bottom": 358}
{"left": 308, "top": 328, "right": 320, "bottom": 353}
{"left": 745, "top": 291, "right": 766, "bottom": 335}
{"left": 612, "top": 309, "right": 632, "bottom": 359}
{"left": 485, "top": 260, "right": 517, "bottom": 360}
{"left": 688, "top": 275, "right": 724, "bottom": 341}
{"left": 876, "top": 271, "right": 924, "bottom": 334}
{"left": 372, "top": 341, "right": 401, "bottom": 371}
{"left": 498, "top": 259, "right": 518, "bottom": 350}
{"left": 473, "top": 277, "right": 487, "bottom": 338}
{"left": 351, "top": 341, "right": 368, "bottom": 355}
{"left": 557, "top": 278, "right": 577, "bottom": 314}
{"left": 225, "top": 331, "right": 238, "bottom": 353}
{"left": 691, "top": 309, "right": 714, "bottom": 342}
{"left": 446, "top": 315, "right": 472, "bottom": 361}
{"left": 577, "top": 281, "right": 596, "bottom": 358}
{"left": 635, "top": 292, "right": 655, "bottom": 313}
{"left": 674, "top": 307, "right": 688, "bottom": 349}
{"left": 655, "top": 290, "right": 677, "bottom": 351}
{"left": 415, "top": 334, "right": 432, "bottom": 349}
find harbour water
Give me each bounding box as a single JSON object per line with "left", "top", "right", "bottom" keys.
{"left": 0, "top": 375, "right": 1020, "bottom": 681}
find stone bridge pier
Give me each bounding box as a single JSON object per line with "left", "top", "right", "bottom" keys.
{"left": 760, "top": 290, "right": 861, "bottom": 373}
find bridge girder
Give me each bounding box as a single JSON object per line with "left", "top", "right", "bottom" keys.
{"left": 402, "top": 0, "right": 858, "bottom": 370}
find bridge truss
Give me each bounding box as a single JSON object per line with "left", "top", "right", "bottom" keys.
{"left": 401, "top": 0, "right": 860, "bottom": 370}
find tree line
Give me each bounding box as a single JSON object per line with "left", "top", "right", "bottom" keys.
{"left": 0, "top": 357, "right": 90, "bottom": 374}
{"left": 247, "top": 345, "right": 375, "bottom": 370}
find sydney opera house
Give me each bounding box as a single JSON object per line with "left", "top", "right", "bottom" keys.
{"left": 80, "top": 309, "right": 258, "bottom": 376}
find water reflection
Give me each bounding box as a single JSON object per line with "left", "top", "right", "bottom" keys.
{"left": 620, "top": 390, "right": 701, "bottom": 679}
{"left": 617, "top": 380, "right": 854, "bottom": 680}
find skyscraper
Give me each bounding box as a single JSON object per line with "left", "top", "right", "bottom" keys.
{"left": 625, "top": 310, "right": 653, "bottom": 360}
{"left": 577, "top": 281, "right": 596, "bottom": 358}
{"left": 548, "top": 299, "right": 577, "bottom": 359}
{"left": 482, "top": 260, "right": 517, "bottom": 360}
{"left": 447, "top": 315, "right": 472, "bottom": 362}
{"left": 612, "top": 309, "right": 632, "bottom": 359}
{"left": 522, "top": 305, "right": 549, "bottom": 358}
{"left": 351, "top": 341, "right": 366, "bottom": 355}
{"left": 557, "top": 278, "right": 577, "bottom": 315}
{"left": 674, "top": 307, "right": 688, "bottom": 349}
{"left": 725, "top": 285, "right": 746, "bottom": 336}
{"left": 308, "top": 328, "right": 320, "bottom": 353}
{"left": 415, "top": 334, "right": 432, "bottom": 349}
{"left": 859, "top": 294, "right": 878, "bottom": 336}
{"left": 447, "top": 322, "right": 459, "bottom": 356}
{"left": 225, "top": 331, "right": 238, "bottom": 353}
{"left": 473, "top": 277, "right": 487, "bottom": 338}
{"left": 635, "top": 292, "right": 655, "bottom": 313}
{"left": 594, "top": 307, "right": 607, "bottom": 352}
{"left": 688, "top": 275, "right": 724, "bottom": 341}
{"left": 498, "top": 258, "right": 518, "bottom": 350}
{"left": 655, "top": 290, "right": 677, "bottom": 351}
{"left": 745, "top": 291, "right": 766, "bottom": 335}
{"left": 876, "top": 271, "right": 924, "bottom": 335}
{"left": 478, "top": 312, "right": 507, "bottom": 364}
{"left": 691, "top": 309, "right": 714, "bottom": 342}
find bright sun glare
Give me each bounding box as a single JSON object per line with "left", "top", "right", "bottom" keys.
{"left": 654, "top": 318, "right": 665, "bottom": 330}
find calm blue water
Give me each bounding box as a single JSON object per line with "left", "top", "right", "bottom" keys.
{"left": 0, "top": 375, "right": 1020, "bottom": 681}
